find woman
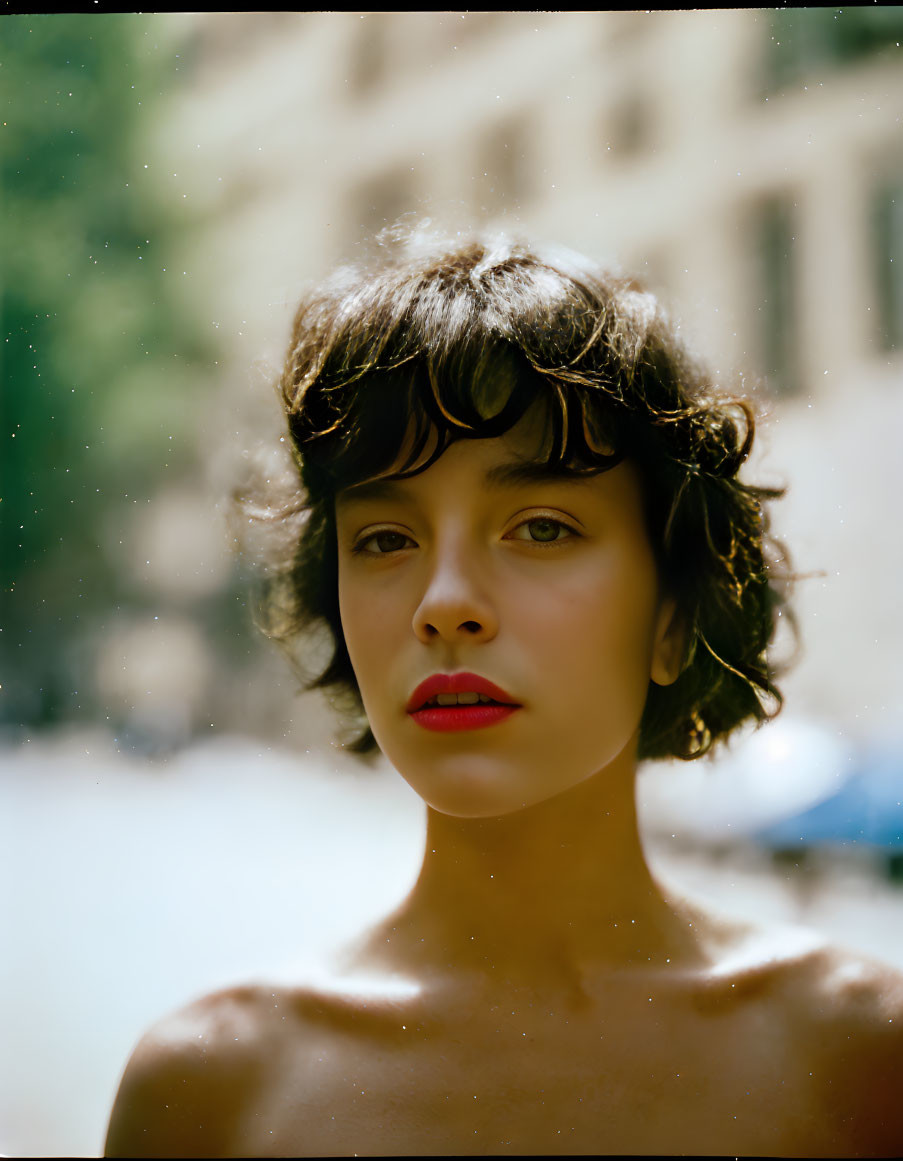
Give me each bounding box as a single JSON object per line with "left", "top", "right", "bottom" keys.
{"left": 105, "top": 229, "right": 903, "bottom": 1156}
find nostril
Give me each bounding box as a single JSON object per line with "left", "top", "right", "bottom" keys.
{"left": 461, "top": 620, "right": 482, "bottom": 634}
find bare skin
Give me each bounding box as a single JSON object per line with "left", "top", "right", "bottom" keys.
{"left": 104, "top": 789, "right": 903, "bottom": 1157}
{"left": 105, "top": 418, "right": 903, "bottom": 1156}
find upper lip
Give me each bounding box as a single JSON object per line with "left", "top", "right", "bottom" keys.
{"left": 406, "top": 672, "right": 520, "bottom": 713}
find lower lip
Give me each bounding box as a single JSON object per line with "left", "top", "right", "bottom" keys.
{"left": 409, "top": 704, "right": 520, "bottom": 732}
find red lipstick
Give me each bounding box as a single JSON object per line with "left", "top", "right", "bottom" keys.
{"left": 406, "top": 673, "right": 520, "bottom": 733}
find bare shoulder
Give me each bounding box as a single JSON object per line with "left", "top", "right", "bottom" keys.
{"left": 686, "top": 907, "right": 903, "bottom": 1018}
{"left": 775, "top": 939, "right": 903, "bottom": 1156}
{"left": 104, "top": 985, "right": 275, "bottom": 1158}
{"left": 102, "top": 966, "right": 411, "bottom": 1158}
{"left": 797, "top": 939, "right": 903, "bottom": 1011}
{"left": 771, "top": 936, "right": 903, "bottom": 1041}
{"left": 673, "top": 913, "right": 903, "bottom": 1155}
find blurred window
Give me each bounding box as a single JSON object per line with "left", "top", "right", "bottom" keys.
{"left": 755, "top": 193, "right": 800, "bottom": 395}
{"left": 605, "top": 92, "right": 653, "bottom": 160}
{"left": 452, "top": 12, "right": 502, "bottom": 43}
{"left": 476, "top": 119, "right": 532, "bottom": 214}
{"left": 764, "top": 7, "right": 903, "bottom": 91}
{"left": 191, "top": 12, "right": 301, "bottom": 75}
{"left": 602, "top": 11, "right": 650, "bottom": 51}
{"left": 872, "top": 174, "right": 903, "bottom": 354}
{"left": 348, "top": 14, "right": 390, "bottom": 98}
{"left": 351, "top": 168, "right": 417, "bottom": 236}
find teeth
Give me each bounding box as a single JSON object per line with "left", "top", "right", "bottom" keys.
{"left": 426, "top": 692, "right": 493, "bottom": 707}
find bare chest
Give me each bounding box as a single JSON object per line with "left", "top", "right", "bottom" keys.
{"left": 236, "top": 996, "right": 843, "bottom": 1156}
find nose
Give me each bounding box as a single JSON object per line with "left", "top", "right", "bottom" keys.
{"left": 412, "top": 538, "right": 499, "bottom": 645}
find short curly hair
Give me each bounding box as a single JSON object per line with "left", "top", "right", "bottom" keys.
{"left": 249, "top": 227, "right": 793, "bottom": 761}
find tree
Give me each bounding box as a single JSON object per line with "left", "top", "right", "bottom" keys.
{"left": 1, "top": 14, "right": 217, "bottom": 734}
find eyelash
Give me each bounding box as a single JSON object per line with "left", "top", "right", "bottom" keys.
{"left": 508, "top": 515, "right": 579, "bottom": 546}
{"left": 350, "top": 529, "right": 416, "bottom": 556}
{"left": 350, "top": 516, "right": 580, "bottom": 556}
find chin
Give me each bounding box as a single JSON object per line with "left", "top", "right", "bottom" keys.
{"left": 378, "top": 745, "right": 537, "bottom": 818}
{"left": 390, "top": 751, "right": 593, "bottom": 821}
{"left": 421, "top": 790, "right": 533, "bottom": 820}
{"left": 373, "top": 717, "right": 640, "bottom": 819}
{"left": 422, "top": 793, "right": 539, "bottom": 821}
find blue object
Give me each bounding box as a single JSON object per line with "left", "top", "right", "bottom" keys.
{"left": 755, "top": 748, "right": 903, "bottom": 850}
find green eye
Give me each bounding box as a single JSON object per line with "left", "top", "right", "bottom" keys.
{"left": 527, "top": 519, "right": 563, "bottom": 542}
{"left": 357, "top": 530, "right": 411, "bottom": 554}
{"left": 510, "top": 517, "right": 576, "bottom": 544}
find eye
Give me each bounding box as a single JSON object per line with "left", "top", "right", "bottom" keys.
{"left": 507, "top": 516, "right": 578, "bottom": 545}
{"left": 352, "top": 529, "right": 415, "bottom": 555}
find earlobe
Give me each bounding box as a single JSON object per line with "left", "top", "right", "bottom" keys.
{"left": 650, "top": 597, "right": 685, "bottom": 687}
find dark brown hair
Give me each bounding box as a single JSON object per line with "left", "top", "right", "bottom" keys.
{"left": 247, "top": 226, "right": 793, "bottom": 761}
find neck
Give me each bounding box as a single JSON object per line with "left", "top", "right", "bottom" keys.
{"left": 362, "top": 747, "right": 700, "bottom": 987}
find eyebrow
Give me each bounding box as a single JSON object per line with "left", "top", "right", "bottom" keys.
{"left": 336, "top": 459, "right": 599, "bottom": 506}
{"left": 485, "top": 460, "right": 599, "bottom": 488}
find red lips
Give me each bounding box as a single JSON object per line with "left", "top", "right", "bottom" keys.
{"left": 406, "top": 672, "right": 519, "bottom": 713}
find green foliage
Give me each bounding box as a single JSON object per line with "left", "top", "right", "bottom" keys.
{"left": 1, "top": 14, "right": 217, "bottom": 730}
{"left": 766, "top": 7, "right": 903, "bottom": 91}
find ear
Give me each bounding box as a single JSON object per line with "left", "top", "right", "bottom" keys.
{"left": 650, "top": 596, "right": 685, "bottom": 687}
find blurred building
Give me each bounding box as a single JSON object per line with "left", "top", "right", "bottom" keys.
{"left": 160, "top": 10, "right": 903, "bottom": 380}
{"left": 137, "top": 9, "right": 903, "bottom": 748}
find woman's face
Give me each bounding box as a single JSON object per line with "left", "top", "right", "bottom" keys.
{"left": 335, "top": 409, "right": 681, "bottom": 819}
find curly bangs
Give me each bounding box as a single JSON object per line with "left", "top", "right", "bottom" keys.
{"left": 251, "top": 227, "right": 792, "bottom": 762}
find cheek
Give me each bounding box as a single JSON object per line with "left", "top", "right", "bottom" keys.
{"left": 519, "top": 551, "right": 658, "bottom": 653}
{"left": 338, "top": 571, "right": 406, "bottom": 691}
{"left": 511, "top": 555, "right": 660, "bottom": 715}
{"left": 338, "top": 575, "right": 371, "bottom": 671}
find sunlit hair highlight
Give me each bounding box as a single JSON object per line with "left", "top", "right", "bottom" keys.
{"left": 245, "top": 226, "right": 794, "bottom": 761}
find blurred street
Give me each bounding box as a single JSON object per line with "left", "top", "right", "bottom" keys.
{"left": 1, "top": 730, "right": 423, "bottom": 1157}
